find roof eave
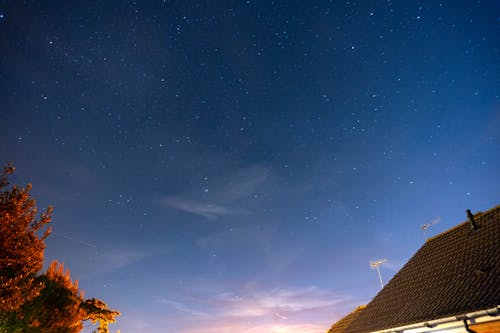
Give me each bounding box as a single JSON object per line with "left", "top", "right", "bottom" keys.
{"left": 368, "top": 305, "right": 500, "bottom": 333}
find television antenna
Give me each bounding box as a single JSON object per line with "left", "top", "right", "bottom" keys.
{"left": 370, "top": 258, "right": 387, "bottom": 289}
{"left": 420, "top": 217, "right": 440, "bottom": 238}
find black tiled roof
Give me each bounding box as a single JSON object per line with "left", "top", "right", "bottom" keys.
{"left": 328, "top": 305, "right": 366, "bottom": 333}
{"left": 344, "top": 205, "right": 500, "bottom": 333}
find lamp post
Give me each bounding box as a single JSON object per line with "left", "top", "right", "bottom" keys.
{"left": 370, "top": 259, "right": 387, "bottom": 290}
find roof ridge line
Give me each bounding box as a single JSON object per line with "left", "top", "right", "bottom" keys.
{"left": 425, "top": 204, "right": 500, "bottom": 243}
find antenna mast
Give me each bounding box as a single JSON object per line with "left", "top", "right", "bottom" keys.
{"left": 370, "top": 259, "right": 387, "bottom": 290}
{"left": 421, "top": 218, "right": 440, "bottom": 239}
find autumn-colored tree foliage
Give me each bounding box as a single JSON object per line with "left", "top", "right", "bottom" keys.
{"left": 0, "top": 165, "right": 119, "bottom": 333}
{"left": 82, "top": 298, "right": 120, "bottom": 333}
{"left": 5, "top": 261, "right": 86, "bottom": 333}
{"left": 0, "top": 164, "right": 51, "bottom": 312}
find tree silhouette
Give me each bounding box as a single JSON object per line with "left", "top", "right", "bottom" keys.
{"left": 0, "top": 165, "right": 119, "bottom": 333}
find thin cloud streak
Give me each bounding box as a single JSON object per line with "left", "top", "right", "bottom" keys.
{"left": 163, "top": 197, "right": 249, "bottom": 219}
{"left": 157, "top": 298, "right": 210, "bottom": 318}
{"left": 214, "top": 286, "right": 345, "bottom": 318}
{"left": 175, "top": 285, "right": 351, "bottom": 333}
{"left": 161, "top": 165, "right": 272, "bottom": 219}
{"left": 47, "top": 245, "right": 152, "bottom": 280}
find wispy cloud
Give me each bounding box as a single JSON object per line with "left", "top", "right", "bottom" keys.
{"left": 164, "top": 284, "right": 352, "bottom": 333}
{"left": 161, "top": 165, "right": 272, "bottom": 219}
{"left": 213, "top": 286, "right": 347, "bottom": 318}
{"left": 46, "top": 242, "right": 152, "bottom": 280}
{"left": 157, "top": 298, "right": 210, "bottom": 318}
{"left": 89, "top": 249, "right": 149, "bottom": 274}
{"left": 182, "top": 322, "right": 328, "bottom": 333}
{"left": 163, "top": 197, "right": 248, "bottom": 219}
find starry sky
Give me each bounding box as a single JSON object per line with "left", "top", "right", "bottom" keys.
{"left": 0, "top": 1, "right": 499, "bottom": 332}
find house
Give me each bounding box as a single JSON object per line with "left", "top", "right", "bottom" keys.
{"left": 328, "top": 205, "right": 500, "bottom": 333}
{"left": 328, "top": 305, "right": 366, "bottom": 333}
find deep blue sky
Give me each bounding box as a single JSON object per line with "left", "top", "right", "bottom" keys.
{"left": 1, "top": 1, "right": 499, "bottom": 332}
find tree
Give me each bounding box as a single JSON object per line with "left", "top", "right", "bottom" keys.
{"left": 3, "top": 261, "right": 85, "bottom": 333}
{"left": 0, "top": 166, "right": 119, "bottom": 333}
{"left": 0, "top": 164, "right": 51, "bottom": 312}
{"left": 82, "top": 298, "right": 120, "bottom": 333}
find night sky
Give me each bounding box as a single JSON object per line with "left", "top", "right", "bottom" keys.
{"left": 1, "top": 1, "right": 499, "bottom": 332}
